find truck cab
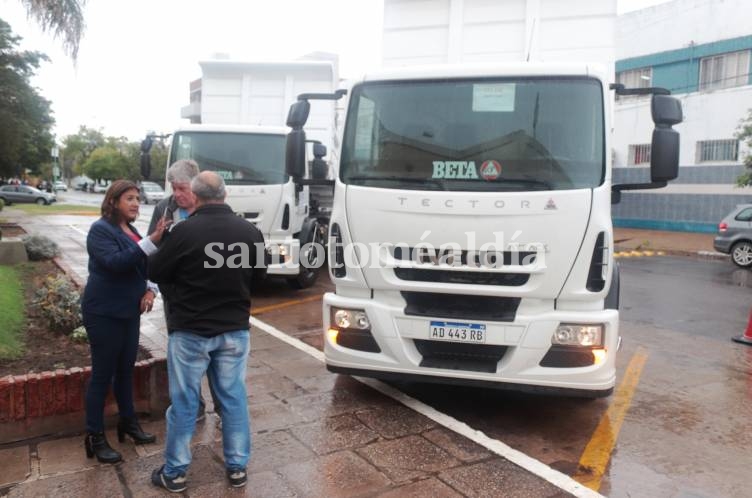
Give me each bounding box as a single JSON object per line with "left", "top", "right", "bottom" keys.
{"left": 285, "top": 63, "right": 681, "bottom": 396}
{"left": 165, "top": 123, "right": 327, "bottom": 288}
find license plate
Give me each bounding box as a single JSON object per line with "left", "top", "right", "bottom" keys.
{"left": 429, "top": 321, "right": 486, "bottom": 344}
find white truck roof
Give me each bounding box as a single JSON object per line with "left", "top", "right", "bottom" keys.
{"left": 173, "top": 123, "right": 288, "bottom": 136}
{"left": 356, "top": 62, "right": 609, "bottom": 84}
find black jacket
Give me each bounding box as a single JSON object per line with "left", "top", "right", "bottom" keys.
{"left": 147, "top": 203, "right": 265, "bottom": 336}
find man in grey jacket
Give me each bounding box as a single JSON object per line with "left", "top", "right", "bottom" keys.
{"left": 147, "top": 159, "right": 219, "bottom": 419}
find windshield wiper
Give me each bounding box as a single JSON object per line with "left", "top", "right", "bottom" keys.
{"left": 346, "top": 175, "right": 446, "bottom": 190}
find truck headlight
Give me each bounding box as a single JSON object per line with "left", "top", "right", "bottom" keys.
{"left": 267, "top": 243, "right": 290, "bottom": 262}
{"left": 332, "top": 308, "right": 371, "bottom": 330}
{"left": 552, "top": 324, "right": 603, "bottom": 347}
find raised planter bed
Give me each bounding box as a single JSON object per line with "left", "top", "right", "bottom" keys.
{"left": 0, "top": 359, "right": 168, "bottom": 444}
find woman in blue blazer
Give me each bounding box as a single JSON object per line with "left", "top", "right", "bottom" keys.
{"left": 82, "top": 180, "right": 168, "bottom": 463}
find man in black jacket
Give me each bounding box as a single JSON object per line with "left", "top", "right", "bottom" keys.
{"left": 148, "top": 171, "right": 264, "bottom": 492}
{"left": 147, "top": 159, "right": 218, "bottom": 420}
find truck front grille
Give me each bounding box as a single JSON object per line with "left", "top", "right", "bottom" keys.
{"left": 401, "top": 292, "right": 520, "bottom": 322}
{"left": 394, "top": 268, "right": 529, "bottom": 286}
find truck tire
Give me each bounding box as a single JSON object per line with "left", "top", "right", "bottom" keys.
{"left": 287, "top": 219, "right": 325, "bottom": 289}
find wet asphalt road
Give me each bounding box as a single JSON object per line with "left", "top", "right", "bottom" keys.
{"left": 255, "top": 255, "right": 751, "bottom": 498}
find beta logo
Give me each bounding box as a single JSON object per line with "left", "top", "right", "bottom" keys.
{"left": 432, "top": 161, "right": 479, "bottom": 179}
{"left": 479, "top": 160, "right": 501, "bottom": 181}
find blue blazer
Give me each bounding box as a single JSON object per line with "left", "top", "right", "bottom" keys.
{"left": 82, "top": 217, "right": 148, "bottom": 318}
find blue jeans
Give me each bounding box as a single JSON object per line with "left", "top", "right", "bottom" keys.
{"left": 164, "top": 330, "right": 250, "bottom": 477}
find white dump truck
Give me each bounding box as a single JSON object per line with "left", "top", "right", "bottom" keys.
{"left": 295, "top": 0, "right": 682, "bottom": 397}
{"left": 142, "top": 58, "right": 337, "bottom": 288}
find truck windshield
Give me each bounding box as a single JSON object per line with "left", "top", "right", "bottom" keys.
{"left": 171, "top": 132, "right": 287, "bottom": 185}
{"left": 340, "top": 77, "right": 604, "bottom": 191}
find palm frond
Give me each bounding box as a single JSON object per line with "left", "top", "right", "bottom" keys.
{"left": 20, "top": 0, "right": 86, "bottom": 61}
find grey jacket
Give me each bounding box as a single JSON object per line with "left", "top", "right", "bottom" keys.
{"left": 147, "top": 195, "right": 180, "bottom": 237}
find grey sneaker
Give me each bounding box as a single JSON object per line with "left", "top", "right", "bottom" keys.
{"left": 227, "top": 468, "right": 247, "bottom": 488}
{"left": 151, "top": 465, "right": 187, "bottom": 493}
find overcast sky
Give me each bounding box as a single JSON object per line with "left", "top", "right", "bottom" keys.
{"left": 1, "top": 0, "right": 672, "bottom": 143}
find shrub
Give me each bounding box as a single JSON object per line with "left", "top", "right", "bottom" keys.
{"left": 23, "top": 234, "right": 60, "bottom": 260}
{"left": 70, "top": 326, "right": 88, "bottom": 343}
{"left": 34, "top": 275, "right": 82, "bottom": 333}
{"left": 0, "top": 197, "right": 4, "bottom": 211}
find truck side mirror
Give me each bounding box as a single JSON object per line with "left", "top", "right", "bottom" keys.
{"left": 140, "top": 153, "right": 151, "bottom": 179}
{"left": 313, "top": 142, "right": 327, "bottom": 159}
{"left": 139, "top": 137, "right": 153, "bottom": 179}
{"left": 140, "top": 137, "right": 153, "bottom": 153}
{"left": 650, "top": 95, "right": 682, "bottom": 182}
{"left": 286, "top": 101, "right": 311, "bottom": 129}
{"left": 286, "top": 130, "right": 306, "bottom": 178}
{"left": 311, "top": 142, "right": 328, "bottom": 179}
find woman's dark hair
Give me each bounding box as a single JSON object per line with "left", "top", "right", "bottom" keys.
{"left": 101, "top": 180, "right": 139, "bottom": 223}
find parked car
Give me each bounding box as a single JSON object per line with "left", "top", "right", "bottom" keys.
{"left": 139, "top": 182, "right": 165, "bottom": 204}
{"left": 714, "top": 203, "right": 752, "bottom": 268}
{"left": 0, "top": 185, "right": 57, "bottom": 205}
{"left": 53, "top": 181, "right": 68, "bottom": 192}
{"left": 89, "top": 182, "right": 110, "bottom": 193}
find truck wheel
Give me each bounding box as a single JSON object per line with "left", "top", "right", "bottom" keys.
{"left": 731, "top": 241, "right": 752, "bottom": 268}
{"left": 287, "top": 221, "right": 325, "bottom": 289}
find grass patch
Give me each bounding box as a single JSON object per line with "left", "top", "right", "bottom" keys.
{"left": 0, "top": 265, "right": 25, "bottom": 359}
{"left": 9, "top": 204, "right": 99, "bottom": 216}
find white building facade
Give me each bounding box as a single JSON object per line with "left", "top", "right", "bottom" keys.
{"left": 613, "top": 0, "right": 752, "bottom": 232}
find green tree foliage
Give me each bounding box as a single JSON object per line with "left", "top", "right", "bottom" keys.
{"left": 60, "top": 125, "right": 105, "bottom": 178}
{"left": 19, "top": 0, "right": 86, "bottom": 61}
{"left": 82, "top": 146, "right": 129, "bottom": 181}
{"left": 0, "top": 18, "right": 55, "bottom": 178}
{"left": 736, "top": 110, "right": 752, "bottom": 187}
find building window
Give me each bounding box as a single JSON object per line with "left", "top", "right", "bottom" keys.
{"left": 616, "top": 67, "right": 652, "bottom": 89}
{"left": 628, "top": 144, "right": 651, "bottom": 165}
{"left": 699, "top": 50, "right": 750, "bottom": 91}
{"left": 616, "top": 68, "right": 652, "bottom": 101}
{"left": 696, "top": 139, "right": 739, "bottom": 162}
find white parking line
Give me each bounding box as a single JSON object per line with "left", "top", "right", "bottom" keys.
{"left": 67, "top": 224, "right": 88, "bottom": 236}
{"left": 249, "top": 316, "right": 604, "bottom": 498}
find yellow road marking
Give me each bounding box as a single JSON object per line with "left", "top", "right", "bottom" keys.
{"left": 252, "top": 295, "right": 322, "bottom": 315}
{"left": 574, "top": 347, "right": 648, "bottom": 491}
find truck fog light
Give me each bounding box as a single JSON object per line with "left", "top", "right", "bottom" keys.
{"left": 552, "top": 323, "right": 603, "bottom": 347}
{"left": 332, "top": 308, "right": 371, "bottom": 330}
{"left": 354, "top": 312, "right": 370, "bottom": 329}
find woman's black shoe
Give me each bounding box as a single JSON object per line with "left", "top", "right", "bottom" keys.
{"left": 84, "top": 432, "right": 122, "bottom": 464}
{"left": 117, "top": 417, "right": 156, "bottom": 444}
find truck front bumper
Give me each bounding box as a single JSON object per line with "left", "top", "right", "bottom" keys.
{"left": 323, "top": 292, "right": 618, "bottom": 396}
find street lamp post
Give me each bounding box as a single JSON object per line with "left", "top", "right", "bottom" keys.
{"left": 51, "top": 146, "right": 60, "bottom": 182}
